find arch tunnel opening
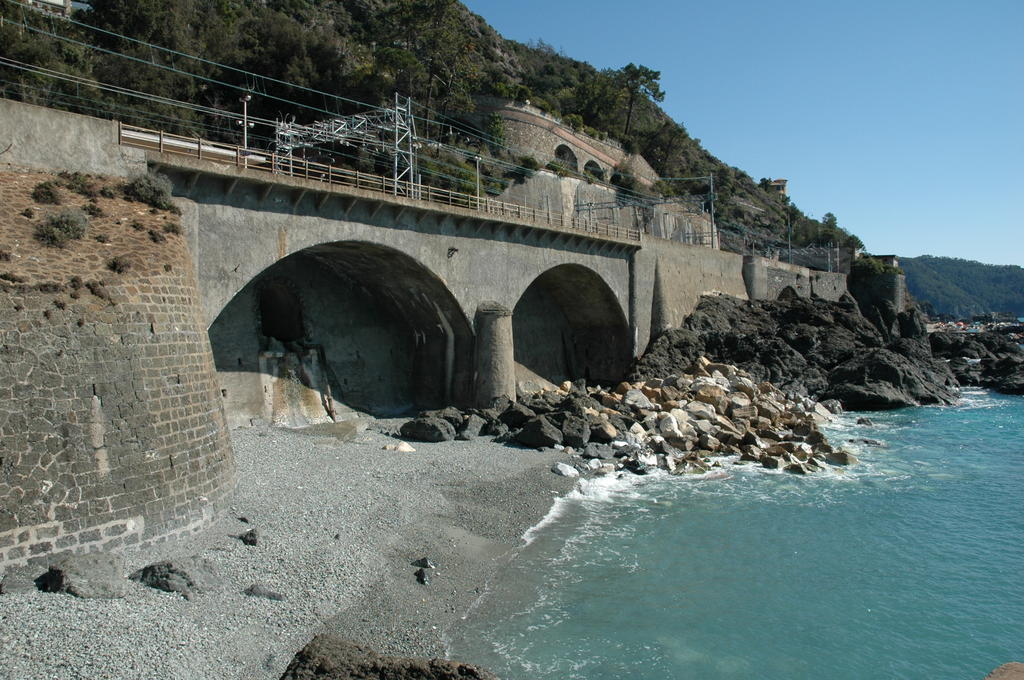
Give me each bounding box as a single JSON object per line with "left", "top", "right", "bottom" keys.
{"left": 554, "top": 144, "right": 579, "bottom": 174}
{"left": 512, "top": 264, "right": 631, "bottom": 388}
{"left": 209, "top": 242, "right": 473, "bottom": 426}
{"left": 258, "top": 281, "right": 304, "bottom": 343}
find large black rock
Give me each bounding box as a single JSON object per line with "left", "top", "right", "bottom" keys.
{"left": 399, "top": 416, "right": 456, "bottom": 442}
{"left": 130, "top": 559, "right": 220, "bottom": 600}
{"left": 631, "top": 294, "right": 960, "bottom": 410}
{"left": 560, "top": 414, "right": 591, "bottom": 449}
{"left": 823, "top": 349, "right": 959, "bottom": 409}
{"left": 515, "top": 415, "right": 563, "bottom": 448}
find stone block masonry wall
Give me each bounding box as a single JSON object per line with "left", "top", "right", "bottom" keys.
{"left": 764, "top": 262, "right": 812, "bottom": 299}
{"left": 0, "top": 284, "right": 234, "bottom": 568}
{"left": 0, "top": 171, "right": 234, "bottom": 568}
{"left": 811, "top": 271, "right": 848, "bottom": 301}
{"left": 741, "top": 255, "right": 848, "bottom": 302}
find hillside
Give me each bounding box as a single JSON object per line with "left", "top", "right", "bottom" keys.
{"left": 901, "top": 255, "right": 1024, "bottom": 319}
{"left": 0, "top": 0, "right": 862, "bottom": 251}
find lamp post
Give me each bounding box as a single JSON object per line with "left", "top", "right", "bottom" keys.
{"left": 237, "top": 94, "right": 253, "bottom": 166}
{"left": 474, "top": 155, "right": 481, "bottom": 202}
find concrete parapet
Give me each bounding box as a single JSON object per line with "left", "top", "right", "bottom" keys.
{"left": 0, "top": 99, "right": 146, "bottom": 177}
{"left": 473, "top": 302, "right": 517, "bottom": 407}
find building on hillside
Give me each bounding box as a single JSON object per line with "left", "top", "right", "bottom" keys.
{"left": 768, "top": 178, "right": 788, "bottom": 196}
{"left": 17, "top": 0, "right": 71, "bottom": 16}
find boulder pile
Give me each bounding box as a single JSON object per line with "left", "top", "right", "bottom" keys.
{"left": 399, "top": 356, "right": 858, "bottom": 476}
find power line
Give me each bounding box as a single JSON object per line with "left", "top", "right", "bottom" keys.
{"left": 0, "top": 4, "right": 690, "bottom": 210}
{"left": 1, "top": 6, "right": 662, "bottom": 198}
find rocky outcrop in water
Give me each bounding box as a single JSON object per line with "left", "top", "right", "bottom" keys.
{"left": 929, "top": 331, "right": 1024, "bottom": 395}
{"left": 631, "top": 294, "right": 959, "bottom": 410}
{"left": 279, "top": 635, "right": 498, "bottom": 680}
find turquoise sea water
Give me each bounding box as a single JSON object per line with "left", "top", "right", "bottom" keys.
{"left": 451, "top": 389, "right": 1024, "bottom": 679}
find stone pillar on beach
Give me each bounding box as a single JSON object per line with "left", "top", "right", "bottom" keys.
{"left": 474, "top": 302, "right": 516, "bottom": 407}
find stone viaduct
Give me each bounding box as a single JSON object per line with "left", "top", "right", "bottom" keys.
{"left": 0, "top": 99, "right": 848, "bottom": 567}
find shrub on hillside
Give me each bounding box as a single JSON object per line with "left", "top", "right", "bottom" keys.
{"left": 32, "top": 181, "right": 61, "bottom": 205}
{"left": 123, "top": 173, "right": 179, "bottom": 213}
{"left": 35, "top": 209, "right": 89, "bottom": 247}
{"left": 107, "top": 256, "right": 131, "bottom": 273}
{"left": 59, "top": 171, "right": 98, "bottom": 197}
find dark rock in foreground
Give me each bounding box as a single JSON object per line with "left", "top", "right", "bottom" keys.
{"left": 37, "top": 553, "right": 127, "bottom": 599}
{"left": 279, "top": 635, "right": 498, "bottom": 680}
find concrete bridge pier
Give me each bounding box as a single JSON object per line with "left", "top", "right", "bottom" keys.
{"left": 473, "top": 302, "right": 517, "bottom": 407}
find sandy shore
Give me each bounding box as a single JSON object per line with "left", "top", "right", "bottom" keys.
{"left": 0, "top": 421, "right": 575, "bottom": 680}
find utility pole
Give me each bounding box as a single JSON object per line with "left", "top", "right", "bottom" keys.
{"left": 237, "top": 93, "right": 253, "bottom": 167}
{"left": 708, "top": 173, "right": 716, "bottom": 248}
{"left": 787, "top": 217, "right": 792, "bottom": 263}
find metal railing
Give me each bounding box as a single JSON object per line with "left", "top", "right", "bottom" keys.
{"left": 118, "top": 123, "right": 642, "bottom": 242}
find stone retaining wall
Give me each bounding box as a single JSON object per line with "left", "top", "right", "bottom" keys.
{"left": 472, "top": 97, "right": 659, "bottom": 186}
{"left": 811, "top": 271, "right": 848, "bottom": 301}
{"left": 0, "top": 176, "right": 234, "bottom": 568}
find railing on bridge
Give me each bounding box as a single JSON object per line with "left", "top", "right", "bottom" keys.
{"left": 118, "top": 123, "right": 642, "bottom": 243}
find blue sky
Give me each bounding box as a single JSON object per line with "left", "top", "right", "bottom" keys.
{"left": 462, "top": 0, "right": 1023, "bottom": 266}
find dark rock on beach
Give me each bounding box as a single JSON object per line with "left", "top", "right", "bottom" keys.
{"left": 399, "top": 416, "right": 456, "bottom": 443}
{"left": 279, "top": 635, "right": 499, "bottom": 680}
{"left": 238, "top": 528, "right": 260, "bottom": 546}
{"left": 130, "top": 558, "right": 220, "bottom": 600}
{"left": 456, "top": 413, "right": 487, "bottom": 440}
{"left": 244, "top": 583, "right": 286, "bottom": 601}
{"left": 37, "top": 553, "right": 127, "bottom": 599}
{"left": 515, "top": 415, "right": 563, "bottom": 449}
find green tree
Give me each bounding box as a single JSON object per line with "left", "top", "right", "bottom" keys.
{"left": 617, "top": 63, "right": 664, "bottom": 137}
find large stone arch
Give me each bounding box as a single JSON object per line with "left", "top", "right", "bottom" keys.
{"left": 512, "top": 264, "right": 631, "bottom": 387}
{"left": 209, "top": 241, "right": 473, "bottom": 425}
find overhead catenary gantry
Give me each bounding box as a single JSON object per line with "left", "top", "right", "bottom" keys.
{"left": 274, "top": 93, "right": 418, "bottom": 195}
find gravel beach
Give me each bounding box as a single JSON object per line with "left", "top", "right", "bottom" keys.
{"left": 0, "top": 421, "right": 575, "bottom": 680}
